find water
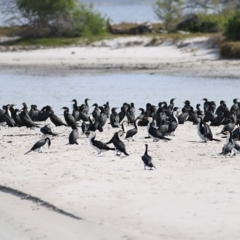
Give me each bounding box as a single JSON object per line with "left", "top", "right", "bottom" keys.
{"left": 0, "top": 73, "right": 239, "bottom": 115}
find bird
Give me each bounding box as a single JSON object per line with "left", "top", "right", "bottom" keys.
{"left": 145, "top": 117, "right": 171, "bottom": 141}
{"left": 85, "top": 130, "right": 115, "bottom": 154}
{"left": 197, "top": 117, "right": 220, "bottom": 142}
{"left": 125, "top": 119, "right": 140, "bottom": 141}
{"left": 219, "top": 131, "right": 237, "bottom": 157}
{"left": 69, "top": 128, "right": 79, "bottom": 145}
{"left": 106, "top": 130, "right": 129, "bottom": 156}
{"left": 167, "top": 107, "right": 179, "bottom": 136}
{"left": 216, "top": 117, "right": 236, "bottom": 135}
{"left": 141, "top": 144, "right": 156, "bottom": 170}
{"left": 19, "top": 110, "right": 40, "bottom": 128}
{"left": 110, "top": 107, "right": 120, "bottom": 128}
{"left": 40, "top": 125, "right": 57, "bottom": 136}
{"left": 62, "top": 107, "right": 78, "bottom": 129}
{"left": 25, "top": 137, "right": 51, "bottom": 155}
{"left": 49, "top": 108, "right": 68, "bottom": 127}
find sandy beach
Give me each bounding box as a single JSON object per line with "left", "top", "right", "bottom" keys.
{"left": 1, "top": 36, "right": 240, "bottom": 240}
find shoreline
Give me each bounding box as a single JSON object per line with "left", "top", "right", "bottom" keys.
{"left": 1, "top": 36, "right": 239, "bottom": 78}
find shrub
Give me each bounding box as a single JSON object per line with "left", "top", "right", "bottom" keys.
{"left": 12, "top": 0, "right": 106, "bottom": 37}
{"left": 223, "top": 10, "right": 240, "bottom": 41}
{"left": 177, "top": 13, "right": 226, "bottom": 33}
{"left": 220, "top": 42, "right": 240, "bottom": 59}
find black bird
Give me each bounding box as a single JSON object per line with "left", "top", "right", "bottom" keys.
{"left": 167, "top": 107, "right": 179, "bottom": 136}
{"left": 110, "top": 107, "right": 120, "bottom": 128}
{"left": 83, "top": 98, "right": 91, "bottom": 115}
{"left": 125, "top": 119, "right": 140, "bottom": 141}
{"left": 146, "top": 117, "right": 171, "bottom": 141}
{"left": 3, "top": 105, "right": 16, "bottom": 127}
{"left": 25, "top": 137, "right": 51, "bottom": 155}
{"left": 178, "top": 107, "right": 189, "bottom": 124}
{"left": 86, "top": 130, "right": 115, "bottom": 154}
{"left": 69, "top": 128, "right": 79, "bottom": 145}
{"left": 106, "top": 130, "right": 129, "bottom": 156}
{"left": 141, "top": 144, "right": 156, "bottom": 170}
{"left": 126, "top": 102, "right": 135, "bottom": 124}
{"left": 62, "top": 107, "right": 78, "bottom": 129}
{"left": 40, "top": 125, "right": 57, "bottom": 136}
{"left": 78, "top": 104, "right": 89, "bottom": 122}
{"left": 19, "top": 110, "right": 40, "bottom": 128}
{"left": 29, "top": 104, "right": 40, "bottom": 121}
{"left": 35, "top": 105, "right": 51, "bottom": 122}
{"left": 49, "top": 108, "right": 68, "bottom": 127}
{"left": 72, "top": 99, "right": 80, "bottom": 121}
{"left": 217, "top": 117, "right": 236, "bottom": 135}
{"left": 197, "top": 117, "right": 220, "bottom": 142}
{"left": 220, "top": 131, "right": 237, "bottom": 157}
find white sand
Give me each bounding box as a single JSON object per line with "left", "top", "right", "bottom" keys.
{"left": 1, "top": 37, "right": 240, "bottom": 239}
{"left": 0, "top": 36, "right": 240, "bottom": 78}
{"left": 1, "top": 119, "right": 240, "bottom": 240}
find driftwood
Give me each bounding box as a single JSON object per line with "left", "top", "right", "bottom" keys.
{"left": 107, "top": 21, "right": 153, "bottom": 35}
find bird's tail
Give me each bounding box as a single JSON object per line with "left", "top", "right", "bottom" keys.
{"left": 163, "top": 137, "right": 171, "bottom": 141}
{"left": 109, "top": 148, "right": 115, "bottom": 151}
{"left": 24, "top": 150, "right": 31, "bottom": 155}
{"left": 123, "top": 151, "right": 129, "bottom": 156}
{"left": 212, "top": 138, "right": 221, "bottom": 142}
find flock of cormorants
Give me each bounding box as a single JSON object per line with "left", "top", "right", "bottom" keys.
{"left": 0, "top": 97, "right": 240, "bottom": 169}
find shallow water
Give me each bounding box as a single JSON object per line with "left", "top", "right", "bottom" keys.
{"left": 0, "top": 73, "right": 239, "bottom": 115}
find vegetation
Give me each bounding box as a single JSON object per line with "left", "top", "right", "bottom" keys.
{"left": 223, "top": 10, "right": 240, "bottom": 41}
{"left": 220, "top": 41, "right": 240, "bottom": 58}
{"left": 154, "top": 0, "right": 183, "bottom": 31}
{"left": 3, "top": 0, "right": 106, "bottom": 38}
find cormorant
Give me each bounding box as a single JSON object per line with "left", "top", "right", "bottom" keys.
{"left": 141, "top": 144, "right": 156, "bottom": 170}
{"left": 25, "top": 137, "right": 51, "bottom": 154}
{"left": 145, "top": 117, "right": 171, "bottom": 141}
{"left": 40, "top": 125, "right": 57, "bottom": 136}
{"left": 85, "top": 130, "right": 115, "bottom": 154}
{"left": 197, "top": 117, "right": 220, "bottom": 142}
{"left": 110, "top": 107, "right": 120, "bottom": 128}
{"left": 220, "top": 131, "right": 237, "bottom": 157}
{"left": 125, "top": 119, "right": 140, "bottom": 141}
{"left": 69, "top": 128, "right": 79, "bottom": 145}
{"left": 62, "top": 107, "right": 78, "bottom": 129}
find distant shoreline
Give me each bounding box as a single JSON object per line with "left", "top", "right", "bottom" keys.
{"left": 0, "top": 36, "right": 239, "bottom": 78}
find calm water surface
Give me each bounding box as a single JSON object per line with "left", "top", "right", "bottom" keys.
{"left": 0, "top": 73, "right": 239, "bottom": 115}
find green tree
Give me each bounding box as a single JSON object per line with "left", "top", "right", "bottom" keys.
{"left": 154, "top": 0, "right": 183, "bottom": 31}
{"left": 224, "top": 10, "right": 240, "bottom": 41}
{"left": 7, "top": 0, "right": 106, "bottom": 37}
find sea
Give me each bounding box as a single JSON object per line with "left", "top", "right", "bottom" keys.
{"left": 0, "top": 73, "right": 239, "bottom": 116}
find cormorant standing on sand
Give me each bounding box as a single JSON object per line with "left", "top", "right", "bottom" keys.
{"left": 25, "top": 137, "right": 51, "bottom": 154}
{"left": 62, "top": 107, "right": 78, "bottom": 129}
{"left": 69, "top": 128, "right": 79, "bottom": 145}
{"left": 41, "top": 125, "right": 57, "bottom": 136}
{"left": 219, "top": 131, "right": 237, "bottom": 157}
{"left": 142, "top": 144, "right": 156, "bottom": 170}
{"left": 85, "top": 130, "right": 115, "bottom": 154}
{"left": 197, "top": 117, "right": 220, "bottom": 142}
{"left": 110, "top": 107, "right": 120, "bottom": 128}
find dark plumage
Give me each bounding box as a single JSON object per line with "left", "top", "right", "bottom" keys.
{"left": 146, "top": 117, "right": 171, "bottom": 141}
{"left": 19, "top": 110, "right": 39, "bottom": 128}
{"left": 62, "top": 107, "right": 78, "bottom": 129}
{"left": 197, "top": 117, "right": 220, "bottom": 142}
{"left": 86, "top": 130, "right": 115, "bottom": 154}
{"left": 25, "top": 137, "right": 51, "bottom": 155}
{"left": 220, "top": 131, "right": 237, "bottom": 157}
{"left": 69, "top": 128, "right": 79, "bottom": 145}
{"left": 40, "top": 125, "right": 57, "bottom": 136}
{"left": 141, "top": 144, "right": 156, "bottom": 170}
